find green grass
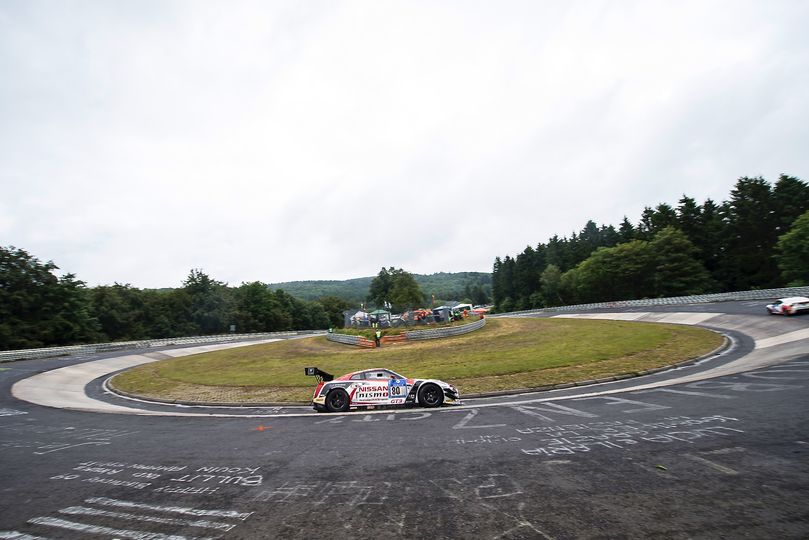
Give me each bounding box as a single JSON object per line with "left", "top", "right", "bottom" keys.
{"left": 110, "top": 318, "right": 723, "bottom": 403}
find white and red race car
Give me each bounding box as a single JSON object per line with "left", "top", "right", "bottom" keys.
{"left": 766, "top": 296, "right": 809, "bottom": 316}
{"left": 305, "top": 367, "right": 461, "bottom": 413}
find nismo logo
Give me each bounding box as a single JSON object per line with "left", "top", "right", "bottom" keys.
{"left": 356, "top": 384, "right": 388, "bottom": 399}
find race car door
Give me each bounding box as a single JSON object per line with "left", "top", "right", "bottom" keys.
{"left": 362, "top": 370, "right": 409, "bottom": 406}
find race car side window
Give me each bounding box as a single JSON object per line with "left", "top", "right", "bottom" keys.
{"left": 350, "top": 373, "right": 365, "bottom": 380}
{"left": 365, "top": 370, "right": 398, "bottom": 380}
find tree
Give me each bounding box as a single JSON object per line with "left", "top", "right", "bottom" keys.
{"left": 772, "top": 174, "right": 809, "bottom": 237}
{"left": 0, "top": 246, "right": 100, "bottom": 350}
{"left": 676, "top": 196, "right": 702, "bottom": 242}
{"left": 368, "top": 267, "right": 424, "bottom": 311}
{"left": 599, "top": 224, "right": 621, "bottom": 248}
{"left": 575, "top": 220, "right": 603, "bottom": 262}
{"left": 545, "top": 235, "right": 573, "bottom": 272}
{"left": 139, "top": 289, "right": 194, "bottom": 338}
{"left": 90, "top": 283, "right": 149, "bottom": 340}
{"left": 492, "top": 257, "right": 506, "bottom": 308}
{"left": 183, "top": 269, "right": 234, "bottom": 334}
{"left": 43, "top": 273, "right": 101, "bottom": 346}
{"left": 232, "top": 282, "right": 291, "bottom": 332}
{"left": 514, "top": 246, "right": 540, "bottom": 308}
{"left": 305, "top": 301, "right": 331, "bottom": 330}
{"left": 469, "top": 283, "right": 490, "bottom": 306}
{"left": 718, "top": 177, "right": 778, "bottom": 290}
{"left": 637, "top": 207, "right": 656, "bottom": 240}
{"left": 318, "top": 295, "right": 354, "bottom": 328}
{"left": 539, "top": 264, "right": 564, "bottom": 306}
{"left": 367, "top": 267, "right": 393, "bottom": 307}
{"left": 492, "top": 256, "right": 516, "bottom": 310}
{"left": 694, "top": 198, "right": 726, "bottom": 285}
{"left": 618, "top": 217, "right": 636, "bottom": 242}
{"left": 638, "top": 204, "right": 678, "bottom": 240}
{"left": 563, "top": 241, "right": 657, "bottom": 303}
{"left": 388, "top": 270, "right": 424, "bottom": 311}
{"left": 649, "top": 227, "right": 713, "bottom": 297}
{"left": 775, "top": 210, "right": 809, "bottom": 286}
{"left": 274, "top": 289, "right": 313, "bottom": 329}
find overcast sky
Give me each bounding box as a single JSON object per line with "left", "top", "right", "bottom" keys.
{"left": 2, "top": 1, "right": 808, "bottom": 288}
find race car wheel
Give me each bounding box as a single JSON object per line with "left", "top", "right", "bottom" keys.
{"left": 418, "top": 383, "right": 444, "bottom": 408}
{"left": 325, "top": 388, "right": 350, "bottom": 413}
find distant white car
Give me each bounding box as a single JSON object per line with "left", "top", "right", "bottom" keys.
{"left": 766, "top": 297, "right": 809, "bottom": 316}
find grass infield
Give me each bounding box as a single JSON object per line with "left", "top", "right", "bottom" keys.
{"left": 110, "top": 318, "right": 724, "bottom": 404}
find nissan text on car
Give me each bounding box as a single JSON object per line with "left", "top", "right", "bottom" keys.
{"left": 305, "top": 367, "right": 461, "bottom": 413}
{"left": 766, "top": 296, "right": 809, "bottom": 316}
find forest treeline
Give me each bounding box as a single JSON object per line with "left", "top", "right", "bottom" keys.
{"left": 0, "top": 252, "right": 345, "bottom": 351}
{"left": 0, "top": 249, "right": 489, "bottom": 351}
{"left": 492, "top": 175, "right": 809, "bottom": 311}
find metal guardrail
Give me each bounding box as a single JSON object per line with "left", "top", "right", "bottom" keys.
{"left": 326, "top": 333, "right": 374, "bottom": 348}
{"left": 494, "top": 286, "right": 809, "bottom": 317}
{"left": 405, "top": 317, "right": 487, "bottom": 341}
{"left": 0, "top": 330, "right": 325, "bottom": 363}
{"left": 326, "top": 333, "right": 365, "bottom": 346}
{"left": 326, "top": 318, "right": 487, "bottom": 347}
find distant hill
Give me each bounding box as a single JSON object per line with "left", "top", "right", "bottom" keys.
{"left": 269, "top": 271, "right": 492, "bottom": 304}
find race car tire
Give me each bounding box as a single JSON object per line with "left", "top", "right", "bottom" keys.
{"left": 325, "top": 388, "right": 350, "bottom": 413}
{"left": 418, "top": 383, "right": 444, "bottom": 408}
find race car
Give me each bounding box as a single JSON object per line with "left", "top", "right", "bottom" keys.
{"left": 305, "top": 367, "right": 461, "bottom": 413}
{"left": 766, "top": 296, "right": 809, "bottom": 316}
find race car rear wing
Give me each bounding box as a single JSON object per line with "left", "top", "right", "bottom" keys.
{"left": 304, "top": 367, "right": 334, "bottom": 382}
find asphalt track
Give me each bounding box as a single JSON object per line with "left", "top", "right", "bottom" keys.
{"left": 1, "top": 300, "right": 808, "bottom": 539}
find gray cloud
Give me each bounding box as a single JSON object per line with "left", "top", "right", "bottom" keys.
{"left": 1, "top": 0, "right": 808, "bottom": 287}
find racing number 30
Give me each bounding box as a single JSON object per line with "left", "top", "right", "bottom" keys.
{"left": 389, "top": 379, "right": 407, "bottom": 397}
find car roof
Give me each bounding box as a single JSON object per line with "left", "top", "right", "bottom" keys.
{"left": 777, "top": 296, "right": 809, "bottom": 303}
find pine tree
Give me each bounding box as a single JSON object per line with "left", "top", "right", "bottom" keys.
{"left": 719, "top": 177, "right": 778, "bottom": 289}
{"left": 772, "top": 174, "right": 809, "bottom": 236}
{"left": 676, "top": 195, "right": 702, "bottom": 242}
{"left": 618, "top": 217, "right": 636, "bottom": 242}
